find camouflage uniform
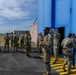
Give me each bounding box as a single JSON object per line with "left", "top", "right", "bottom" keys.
{"left": 4, "top": 34, "right": 10, "bottom": 50}
{"left": 24, "top": 33, "right": 30, "bottom": 56}
{"left": 20, "top": 34, "right": 24, "bottom": 48}
{"left": 28, "top": 34, "right": 31, "bottom": 53}
{"left": 37, "top": 33, "right": 43, "bottom": 54}
{"left": 42, "top": 33, "right": 52, "bottom": 75}
{"left": 53, "top": 31, "right": 60, "bottom": 63}
{"left": 13, "top": 34, "right": 19, "bottom": 52}
{"left": 61, "top": 37, "right": 76, "bottom": 74}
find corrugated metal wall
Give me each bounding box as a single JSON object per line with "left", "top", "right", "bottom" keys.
{"left": 72, "top": 0, "right": 76, "bottom": 34}
{"left": 38, "top": 0, "right": 51, "bottom": 34}
{"left": 38, "top": 0, "right": 76, "bottom": 62}
{"left": 38, "top": 0, "right": 76, "bottom": 36}
{"left": 55, "top": 0, "right": 71, "bottom": 37}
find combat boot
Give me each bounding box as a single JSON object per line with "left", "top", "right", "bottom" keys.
{"left": 63, "top": 66, "right": 66, "bottom": 72}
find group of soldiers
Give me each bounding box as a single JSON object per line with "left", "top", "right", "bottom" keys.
{"left": 0, "top": 27, "right": 76, "bottom": 75}
{"left": 37, "top": 27, "right": 60, "bottom": 75}
{"left": 2, "top": 31, "right": 31, "bottom": 57}
{"left": 37, "top": 27, "right": 76, "bottom": 75}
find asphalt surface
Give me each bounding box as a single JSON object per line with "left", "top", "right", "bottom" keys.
{"left": 0, "top": 46, "right": 59, "bottom": 75}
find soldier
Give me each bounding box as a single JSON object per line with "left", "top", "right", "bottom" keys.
{"left": 20, "top": 32, "right": 24, "bottom": 48}
{"left": 10, "top": 32, "right": 14, "bottom": 48}
{"left": 24, "top": 31, "right": 30, "bottom": 57}
{"left": 42, "top": 27, "right": 52, "bottom": 75}
{"left": 61, "top": 33, "right": 76, "bottom": 74}
{"left": 53, "top": 29, "right": 60, "bottom": 64}
{"left": 28, "top": 32, "right": 32, "bottom": 53}
{"left": 71, "top": 34, "right": 76, "bottom": 68}
{"left": 13, "top": 33, "right": 19, "bottom": 52}
{"left": 4, "top": 33, "right": 10, "bottom": 51}
{"left": 37, "top": 32, "right": 43, "bottom": 54}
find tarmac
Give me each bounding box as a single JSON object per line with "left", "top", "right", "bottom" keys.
{"left": 0, "top": 46, "right": 59, "bottom": 75}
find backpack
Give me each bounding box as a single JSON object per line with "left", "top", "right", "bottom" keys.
{"left": 64, "top": 38, "right": 73, "bottom": 48}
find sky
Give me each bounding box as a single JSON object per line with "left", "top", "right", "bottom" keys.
{"left": 0, "top": 0, "right": 38, "bottom": 33}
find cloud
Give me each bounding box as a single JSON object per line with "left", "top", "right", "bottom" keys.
{"left": 0, "top": 0, "right": 38, "bottom": 33}
{"left": 0, "top": 0, "right": 38, "bottom": 20}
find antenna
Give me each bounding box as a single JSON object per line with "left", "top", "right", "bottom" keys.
{"left": 33, "top": 17, "right": 38, "bottom": 24}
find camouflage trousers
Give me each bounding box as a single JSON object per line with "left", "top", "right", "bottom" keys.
{"left": 53, "top": 46, "right": 59, "bottom": 62}
{"left": 62, "top": 49, "right": 72, "bottom": 72}
{"left": 13, "top": 43, "right": 18, "bottom": 52}
{"left": 11, "top": 40, "right": 13, "bottom": 47}
{"left": 25, "top": 44, "right": 31, "bottom": 55}
{"left": 38, "top": 44, "right": 42, "bottom": 52}
{"left": 4, "top": 42, "right": 9, "bottom": 50}
{"left": 20, "top": 40, "right": 24, "bottom": 48}
{"left": 43, "top": 48, "right": 51, "bottom": 73}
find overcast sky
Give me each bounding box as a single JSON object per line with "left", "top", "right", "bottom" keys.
{"left": 0, "top": 0, "right": 38, "bottom": 33}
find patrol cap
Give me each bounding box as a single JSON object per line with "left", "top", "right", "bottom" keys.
{"left": 44, "top": 27, "right": 50, "bottom": 31}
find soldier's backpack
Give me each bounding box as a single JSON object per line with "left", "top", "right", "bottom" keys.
{"left": 64, "top": 38, "right": 73, "bottom": 48}
{"left": 62, "top": 38, "right": 73, "bottom": 56}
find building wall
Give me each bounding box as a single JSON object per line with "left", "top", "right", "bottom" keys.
{"left": 72, "top": 0, "right": 76, "bottom": 34}
{"left": 30, "top": 24, "right": 37, "bottom": 43}
{"left": 38, "top": 0, "right": 76, "bottom": 37}
{"left": 38, "top": 0, "right": 44, "bottom": 34}
{"left": 38, "top": 0, "right": 76, "bottom": 62}
{"left": 38, "top": 0, "right": 51, "bottom": 34}
{"left": 55, "top": 0, "right": 71, "bottom": 37}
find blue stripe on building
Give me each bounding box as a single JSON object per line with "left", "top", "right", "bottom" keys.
{"left": 51, "top": 0, "right": 55, "bottom": 28}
